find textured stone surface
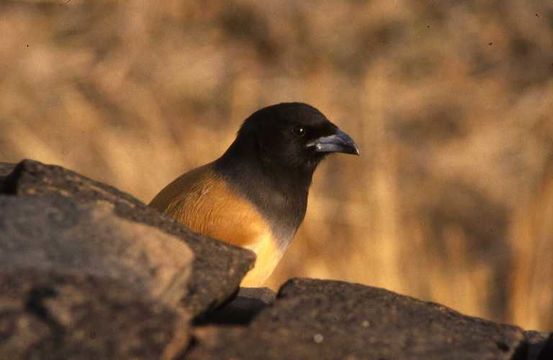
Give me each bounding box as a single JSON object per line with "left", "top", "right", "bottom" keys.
{"left": 0, "top": 196, "right": 192, "bottom": 306}
{"left": 0, "top": 270, "right": 189, "bottom": 360}
{"left": 0, "top": 163, "right": 14, "bottom": 183}
{"left": 187, "top": 278, "right": 526, "bottom": 360}
{"left": 1, "top": 159, "right": 255, "bottom": 316}
{"left": 541, "top": 334, "right": 553, "bottom": 360}
{"left": 0, "top": 162, "right": 13, "bottom": 174}
{"left": 524, "top": 331, "right": 549, "bottom": 360}
{"left": 2, "top": 159, "right": 547, "bottom": 360}
{"left": 527, "top": 332, "right": 553, "bottom": 360}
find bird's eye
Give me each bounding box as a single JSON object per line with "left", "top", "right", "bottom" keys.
{"left": 292, "top": 126, "right": 306, "bottom": 137}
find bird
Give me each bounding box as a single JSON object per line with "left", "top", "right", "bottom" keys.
{"left": 149, "top": 103, "right": 359, "bottom": 286}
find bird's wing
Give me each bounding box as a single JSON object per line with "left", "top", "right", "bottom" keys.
{"left": 150, "top": 164, "right": 287, "bottom": 285}
{"left": 149, "top": 164, "right": 272, "bottom": 249}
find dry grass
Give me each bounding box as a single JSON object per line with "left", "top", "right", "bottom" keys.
{"left": 1, "top": 0, "right": 552, "bottom": 330}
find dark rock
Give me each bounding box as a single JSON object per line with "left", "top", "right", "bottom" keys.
{"left": 0, "top": 162, "right": 14, "bottom": 184}
{"left": 186, "top": 278, "right": 526, "bottom": 360}
{"left": 1, "top": 159, "right": 255, "bottom": 316}
{"left": 0, "top": 162, "right": 14, "bottom": 175}
{"left": 536, "top": 333, "right": 553, "bottom": 360}
{"left": 0, "top": 269, "right": 189, "bottom": 360}
{"left": 524, "top": 331, "right": 551, "bottom": 360}
{"left": 196, "top": 287, "right": 276, "bottom": 326}
{"left": 0, "top": 196, "right": 193, "bottom": 306}
{"left": 237, "top": 287, "right": 276, "bottom": 305}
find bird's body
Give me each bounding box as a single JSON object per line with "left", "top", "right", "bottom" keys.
{"left": 150, "top": 162, "right": 288, "bottom": 285}
{"left": 150, "top": 103, "right": 358, "bottom": 286}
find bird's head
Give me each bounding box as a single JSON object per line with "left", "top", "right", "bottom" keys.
{"left": 234, "top": 103, "right": 359, "bottom": 172}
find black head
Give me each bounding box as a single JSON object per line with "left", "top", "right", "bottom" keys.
{"left": 232, "top": 102, "right": 359, "bottom": 172}
{"left": 215, "top": 103, "right": 358, "bottom": 242}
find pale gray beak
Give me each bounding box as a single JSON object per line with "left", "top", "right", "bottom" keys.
{"left": 307, "top": 129, "right": 359, "bottom": 155}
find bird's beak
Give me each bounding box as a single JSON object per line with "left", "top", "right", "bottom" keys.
{"left": 307, "top": 129, "right": 359, "bottom": 155}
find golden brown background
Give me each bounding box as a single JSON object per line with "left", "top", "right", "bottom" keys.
{"left": 1, "top": 0, "right": 552, "bottom": 330}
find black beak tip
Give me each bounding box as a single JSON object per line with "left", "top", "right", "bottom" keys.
{"left": 343, "top": 144, "right": 360, "bottom": 156}
{"left": 336, "top": 129, "right": 359, "bottom": 156}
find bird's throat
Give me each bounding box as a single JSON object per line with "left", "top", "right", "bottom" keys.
{"left": 214, "top": 146, "right": 311, "bottom": 250}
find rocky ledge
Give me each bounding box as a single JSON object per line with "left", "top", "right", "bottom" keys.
{"left": 0, "top": 160, "right": 551, "bottom": 359}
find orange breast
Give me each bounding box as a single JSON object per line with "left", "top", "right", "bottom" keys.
{"left": 149, "top": 164, "right": 283, "bottom": 286}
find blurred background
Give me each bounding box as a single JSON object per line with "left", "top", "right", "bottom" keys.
{"left": 1, "top": 0, "right": 552, "bottom": 330}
